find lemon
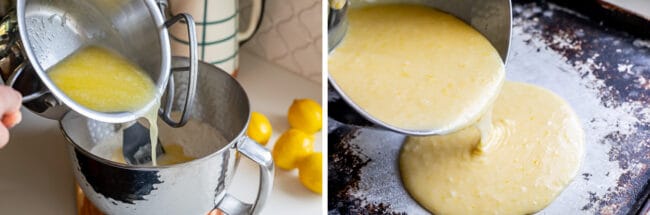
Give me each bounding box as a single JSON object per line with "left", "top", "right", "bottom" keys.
{"left": 272, "top": 129, "right": 314, "bottom": 170}
{"left": 288, "top": 99, "right": 322, "bottom": 133}
{"left": 247, "top": 112, "right": 273, "bottom": 145}
{"left": 298, "top": 152, "right": 322, "bottom": 194}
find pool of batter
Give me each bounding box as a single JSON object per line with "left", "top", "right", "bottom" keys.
{"left": 400, "top": 82, "right": 584, "bottom": 214}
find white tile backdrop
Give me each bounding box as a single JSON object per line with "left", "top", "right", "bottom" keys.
{"left": 239, "top": 0, "right": 323, "bottom": 83}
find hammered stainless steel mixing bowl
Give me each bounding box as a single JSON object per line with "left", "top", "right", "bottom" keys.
{"left": 328, "top": 0, "right": 512, "bottom": 136}
{"left": 60, "top": 57, "right": 274, "bottom": 215}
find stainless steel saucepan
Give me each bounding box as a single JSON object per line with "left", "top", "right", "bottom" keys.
{"left": 0, "top": 0, "right": 198, "bottom": 127}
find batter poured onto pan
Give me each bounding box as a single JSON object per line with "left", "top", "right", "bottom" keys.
{"left": 329, "top": 4, "right": 584, "bottom": 214}
{"left": 401, "top": 82, "right": 584, "bottom": 214}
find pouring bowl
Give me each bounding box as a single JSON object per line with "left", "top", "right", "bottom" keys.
{"left": 328, "top": 0, "right": 512, "bottom": 136}
{"left": 16, "top": 0, "right": 171, "bottom": 123}
{"left": 2, "top": 0, "right": 199, "bottom": 127}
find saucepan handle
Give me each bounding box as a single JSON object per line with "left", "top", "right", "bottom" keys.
{"left": 158, "top": 13, "right": 198, "bottom": 128}
{"left": 217, "top": 136, "right": 274, "bottom": 215}
{"left": 6, "top": 63, "right": 48, "bottom": 103}
{"left": 0, "top": 10, "right": 44, "bottom": 103}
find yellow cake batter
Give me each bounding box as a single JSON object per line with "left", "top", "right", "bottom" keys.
{"left": 328, "top": 4, "right": 504, "bottom": 132}
{"left": 102, "top": 143, "right": 194, "bottom": 166}
{"left": 90, "top": 113, "right": 209, "bottom": 166}
{"left": 49, "top": 46, "right": 163, "bottom": 165}
{"left": 400, "top": 82, "right": 584, "bottom": 215}
{"left": 154, "top": 144, "right": 195, "bottom": 165}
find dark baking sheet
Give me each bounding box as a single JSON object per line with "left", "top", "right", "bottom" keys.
{"left": 327, "top": 0, "right": 650, "bottom": 214}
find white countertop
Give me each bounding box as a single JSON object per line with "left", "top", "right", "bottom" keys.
{"left": 0, "top": 50, "right": 323, "bottom": 215}
{"left": 227, "top": 51, "right": 323, "bottom": 215}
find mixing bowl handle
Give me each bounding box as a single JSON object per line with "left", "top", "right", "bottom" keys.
{"left": 217, "top": 136, "right": 274, "bottom": 215}
{"left": 158, "top": 13, "right": 198, "bottom": 128}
